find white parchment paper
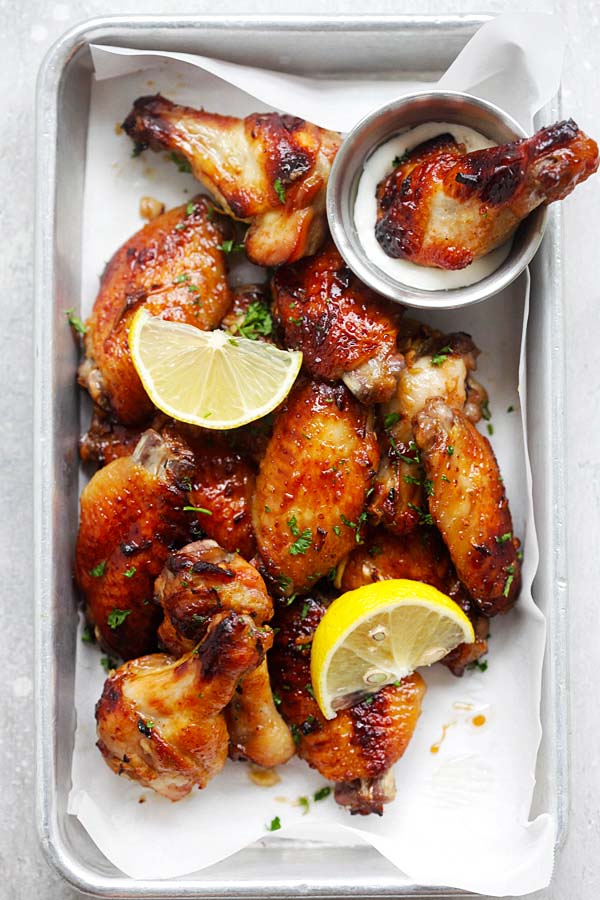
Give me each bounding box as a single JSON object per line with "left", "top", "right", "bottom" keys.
{"left": 69, "top": 14, "right": 564, "bottom": 894}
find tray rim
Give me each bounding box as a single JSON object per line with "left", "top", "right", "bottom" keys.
{"left": 33, "top": 12, "right": 568, "bottom": 898}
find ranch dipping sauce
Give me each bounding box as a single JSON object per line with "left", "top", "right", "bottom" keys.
{"left": 354, "top": 122, "right": 513, "bottom": 291}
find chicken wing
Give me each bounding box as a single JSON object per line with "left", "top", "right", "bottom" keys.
{"left": 155, "top": 540, "right": 295, "bottom": 768}
{"left": 414, "top": 398, "right": 520, "bottom": 615}
{"left": 75, "top": 430, "right": 195, "bottom": 659}
{"left": 221, "top": 284, "right": 280, "bottom": 346}
{"left": 336, "top": 528, "right": 488, "bottom": 676}
{"left": 369, "top": 325, "right": 486, "bottom": 535}
{"left": 79, "top": 196, "right": 230, "bottom": 424}
{"left": 122, "top": 96, "right": 341, "bottom": 267}
{"left": 270, "top": 596, "right": 425, "bottom": 815}
{"left": 252, "top": 380, "right": 380, "bottom": 596}
{"left": 273, "top": 242, "right": 404, "bottom": 404}
{"left": 375, "top": 120, "right": 598, "bottom": 269}
{"left": 95, "top": 611, "right": 270, "bottom": 800}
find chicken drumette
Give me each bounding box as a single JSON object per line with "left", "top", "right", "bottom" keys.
{"left": 122, "top": 96, "right": 341, "bottom": 267}
{"left": 95, "top": 611, "right": 271, "bottom": 800}
{"left": 376, "top": 120, "right": 598, "bottom": 269}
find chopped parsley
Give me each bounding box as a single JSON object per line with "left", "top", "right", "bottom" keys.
{"left": 297, "top": 796, "right": 310, "bottom": 815}
{"left": 89, "top": 560, "right": 106, "bottom": 578}
{"left": 441, "top": 474, "right": 450, "bottom": 482}
{"left": 272, "top": 692, "right": 282, "bottom": 707}
{"left": 403, "top": 473, "right": 421, "bottom": 486}
{"left": 137, "top": 718, "right": 154, "bottom": 737}
{"left": 333, "top": 525, "right": 341, "bottom": 536}
{"left": 305, "top": 682, "right": 315, "bottom": 699}
{"left": 467, "top": 659, "right": 488, "bottom": 673}
{"left": 369, "top": 544, "right": 383, "bottom": 557}
{"left": 423, "top": 479, "right": 434, "bottom": 498}
{"left": 301, "top": 601, "right": 311, "bottom": 620}
{"left": 481, "top": 399, "right": 492, "bottom": 421}
{"left": 81, "top": 624, "right": 93, "bottom": 644}
{"left": 266, "top": 816, "right": 281, "bottom": 832}
{"left": 313, "top": 786, "right": 331, "bottom": 802}
{"left": 239, "top": 300, "right": 274, "bottom": 340}
{"left": 100, "top": 656, "right": 117, "bottom": 673}
{"left": 407, "top": 502, "right": 434, "bottom": 526}
{"left": 431, "top": 345, "right": 452, "bottom": 366}
{"left": 173, "top": 273, "right": 190, "bottom": 284}
{"left": 278, "top": 574, "right": 292, "bottom": 592}
{"left": 290, "top": 723, "right": 301, "bottom": 745}
{"left": 123, "top": 566, "right": 136, "bottom": 578}
{"left": 65, "top": 308, "right": 86, "bottom": 335}
{"left": 107, "top": 608, "right": 131, "bottom": 630}
{"left": 384, "top": 412, "right": 400, "bottom": 430}
{"left": 392, "top": 150, "right": 410, "bottom": 167}
{"left": 273, "top": 177, "right": 286, "bottom": 204}
{"left": 169, "top": 151, "right": 192, "bottom": 173}
{"left": 487, "top": 423, "right": 494, "bottom": 436}
{"left": 496, "top": 532, "right": 512, "bottom": 543}
{"left": 287, "top": 516, "right": 313, "bottom": 555}
{"left": 183, "top": 505, "right": 213, "bottom": 515}
{"left": 131, "top": 142, "right": 145, "bottom": 158}
{"left": 503, "top": 564, "right": 515, "bottom": 598}
{"left": 340, "top": 511, "right": 368, "bottom": 544}
{"left": 185, "top": 201, "right": 196, "bottom": 216}
{"left": 217, "top": 239, "right": 245, "bottom": 254}
{"left": 507, "top": 405, "right": 515, "bottom": 413}
{"left": 447, "top": 445, "right": 454, "bottom": 456}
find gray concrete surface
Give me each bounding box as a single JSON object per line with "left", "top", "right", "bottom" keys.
{"left": 1, "top": 0, "right": 598, "bottom": 896}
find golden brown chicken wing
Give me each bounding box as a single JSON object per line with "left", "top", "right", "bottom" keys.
{"left": 414, "top": 398, "right": 521, "bottom": 615}
{"left": 155, "top": 540, "right": 295, "bottom": 768}
{"left": 369, "top": 325, "right": 486, "bottom": 535}
{"left": 252, "top": 380, "right": 380, "bottom": 596}
{"left": 375, "top": 120, "right": 598, "bottom": 269}
{"left": 221, "top": 284, "right": 279, "bottom": 345}
{"left": 336, "top": 528, "right": 488, "bottom": 677}
{"left": 79, "top": 197, "right": 230, "bottom": 425}
{"left": 273, "top": 242, "right": 404, "bottom": 404}
{"left": 122, "top": 96, "right": 341, "bottom": 267}
{"left": 75, "top": 430, "right": 195, "bottom": 659}
{"left": 270, "top": 596, "right": 425, "bottom": 814}
{"left": 95, "top": 611, "right": 270, "bottom": 800}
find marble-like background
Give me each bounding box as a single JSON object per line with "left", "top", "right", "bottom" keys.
{"left": 2, "top": 0, "right": 598, "bottom": 896}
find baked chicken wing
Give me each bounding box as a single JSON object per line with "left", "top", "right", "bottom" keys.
{"left": 95, "top": 611, "right": 270, "bottom": 800}
{"left": 369, "top": 325, "right": 486, "bottom": 535}
{"left": 122, "top": 96, "right": 341, "bottom": 267}
{"left": 75, "top": 430, "right": 194, "bottom": 659}
{"left": 155, "top": 540, "right": 295, "bottom": 768}
{"left": 414, "top": 398, "right": 521, "bottom": 615}
{"left": 273, "top": 242, "right": 405, "bottom": 404}
{"left": 79, "top": 197, "right": 230, "bottom": 424}
{"left": 252, "top": 380, "right": 380, "bottom": 596}
{"left": 270, "top": 596, "right": 425, "bottom": 815}
{"left": 375, "top": 120, "right": 598, "bottom": 269}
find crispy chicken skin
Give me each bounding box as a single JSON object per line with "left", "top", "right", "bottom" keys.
{"left": 337, "top": 528, "right": 488, "bottom": 677}
{"left": 369, "top": 325, "right": 486, "bottom": 535}
{"left": 79, "top": 197, "right": 230, "bottom": 425}
{"left": 79, "top": 407, "right": 151, "bottom": 467}
{"left": 95, "top": 611, "right": 271, "bottom": 800}
{"left": 122, "top": 96, "right": 341, "bottom": 267}
{"left": 414, "top": 399, "right": 521, "bottom": 615}
{"left": 253, "top": 381, "right": 380, "bottom": 596}
{"left": 75, "top": 430, "right": 195, "bottom": 659}
{"left": 155, "top": 541, "right": 295, "bottom": 768}
{"left": 273, "top": 242, "right": 405, "bottom": 404}
{"left": 375, "top": 120, "right": 599, "bottom": 269}
{"left": 270, "top": 597, "right": 425, "bottom": 814}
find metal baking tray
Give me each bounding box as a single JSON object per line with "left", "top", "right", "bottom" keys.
{"left": 34, "top": 14, "right": 568, "bottom": 897}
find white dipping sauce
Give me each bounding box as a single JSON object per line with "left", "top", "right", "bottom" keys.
{"left": 354, "top": 122, "right": 513, "bottom": 291}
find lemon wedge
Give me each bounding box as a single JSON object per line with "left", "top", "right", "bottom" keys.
{"left": 311, "top": 579, "right": 474, "bottom": 719}
{"left": 129, "top": 309, "right": 302, "bottom": 429}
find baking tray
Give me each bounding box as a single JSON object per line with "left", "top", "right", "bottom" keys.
{"left": 33, "top": 14, "right": 568, "bottom": 898}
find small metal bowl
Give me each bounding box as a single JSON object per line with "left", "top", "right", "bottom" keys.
{"left": 326, "top": 90, "right": 547, "bottom": 309}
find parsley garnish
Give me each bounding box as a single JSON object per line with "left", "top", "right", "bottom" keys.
{"left": 287, "top": 516, "right": 313, "bottom": 555}
{"left": 100, "top": 656, "right": 117, "bottom": 673}
{"left": 313, "top": 786, "right": 331, "bottom": 802}
{"left": 481, "top": 399, "right": 492, "bottom": 421}
{"left": 423, "top": 479, "right": 434, "bottom": 498}
{"left": 131, "top": 142, "right": 145, "bottom": 158}
{"left": 217, "top": 240, "right": 245, "bottom": 254}
{"left": 487, "top": 423, "right": 494, "bottom": 436}
{"left": 297, "top": 796, "right": 310, "bottom": 815}
{"left": 89, "top": 560, "right": 106, "bottom": 578}
{"left": 392, "top": 150, "right": 410, "bottom": 167}
{"left": 369, "top": 544, "right": 383, "bottom": 557}
{"left": 496, "top": 532, "right": 512, "bottom": 543}
{"left": 169, "top": 152, "right": 192, "bottom": 173}
{"left": 384, "top": 412, "right": 400, "bottom": 430}
{"left": 431, "top": 345, "right": 452, "bottom": 366}
{"left": 340, "top": 512, "right": 367, "bottom": 544}
{"left": 81, "top": 625, "right": 93, "bottom": 644}
{"left": 407, "top": 503, "right": 433, "bottom": 526}
{"left": 107, "top": 608, "right": 131, "bottom": 630}
{"left": 503, "top": 564, "right": 515, "bottom": 598}
{"left": 403, "top": 474, "right": 421, "bottom": 486}
{"left": 441, "top": 474, "right": 450, "bottom": 482}
{"left": 123, "top": 566, "right": 136, "bottom": 578}
{"left": 507, "top": 405, "right": 515, "bottom": 413}
{"left": 273, "top": 177, "right": 286, "bottom": 204}
{"left": 65, "top": 308, "right": 86, "bottom": 335}
{"left": 301, "top": 601, "right": 311, "bottom": 620}
{"left": 467, "top": 659, "right": 488, "bottom": 673}
{"left": 291, "top": 723, "right": 301, "bottom": 745}
{"left": 239, "top": 300, "right": 274, "bottom": 340}
{"left": 333, "top": 525, "right": 341, "bottom": 536}
{"left": 185, "top": 201, "right": 196, "bottom": 216}
{"left": 137, "top": 718, "right": 154, "bottom": 737}
{"left": 305, "top": 682, "right": 315, "bottom": 699}
{"left": 173, "top": 273, "right": 190, "bottom": 284}
{"left": 266, "top": 816, "right": 281, "bottom": 832}
{"left": 183, "top": 506, "right": 213, "bottom": 515}
{"left": 273, "top": 692, "right": 282, "bottom": 707}
{"left": 447, "top": 445, "right": 454, "bottom": 456}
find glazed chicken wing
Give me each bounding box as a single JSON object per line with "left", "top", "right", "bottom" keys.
{"left": 414, "top": 398, "right": 521, "bottom": 615}
{"left": 75, "top": 430, "right": 194, "bottom": 659}
{"left": 273, "top": 242, "right": 405, "bottom": 404}
{"left": 369, "top": 325, "right": 486, "bottom": 535}
{"left": 95, "top": 611, "right": 270, "bottom": 800}
{"left": 252, "top": 380, "right": 380, "bottom": 596}
{"left": 375, "top": 120, "right": 598, "bottom": 269}
{"left": 123, "top": 96, "right": 341, "bottom": 267}
{"left": 270, "top": 596, "right": 425, "bottom": 815}
{"left": 155, "top": 540, "right": 295, "bottom": 768}
{"left": 79, "top": 197, "right": 230, "bottom": 424}
{"left": 337, "top": 528, "right": 488, "bottom": 677}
